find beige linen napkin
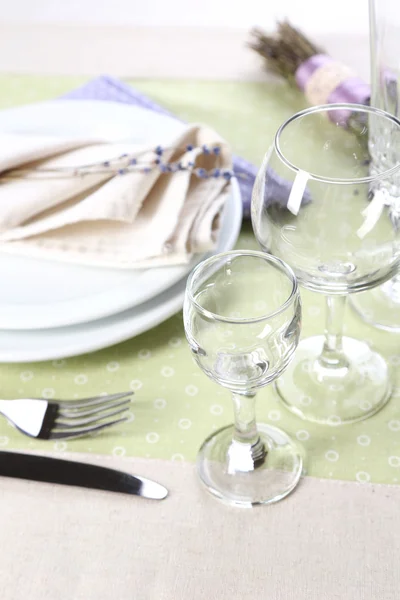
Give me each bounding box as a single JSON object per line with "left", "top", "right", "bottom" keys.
{"left": 0, "top": 125, "right": 232, "bottom": 268}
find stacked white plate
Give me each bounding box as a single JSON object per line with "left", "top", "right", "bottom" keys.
{"left": 0, "top": 100, "right": 242, "bottom": 362}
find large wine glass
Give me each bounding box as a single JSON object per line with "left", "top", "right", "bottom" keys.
{"left": 184, "top": 250, "right": 302, "bottom": 507}
{"left": 252, "top": 103, "right": 400, "bottom": 425}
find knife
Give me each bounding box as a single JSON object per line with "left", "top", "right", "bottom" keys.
{"left": 0, "top": 451, "right": 168, "bottom": 500}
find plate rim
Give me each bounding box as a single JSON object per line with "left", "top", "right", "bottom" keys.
{"left": 0, "top": 179, "right": 242, "bottom": 362}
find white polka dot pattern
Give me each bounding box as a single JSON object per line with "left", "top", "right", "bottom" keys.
{"left": 154, "top": 398, "right": 167, "bottom": 409}
{"left": 210, "top": 404, "right": 223, "bottom": 416}
{"left": 130, "top": 380, "right": 143, "bottom": 391}
{"left": 54, "top": 441, "right": 67, "bottom": 452}
{"left": 356, "top": 471, "right": 370, "bottom": 483}
{"left": 106, "top": 361, "right": 120, "bottom": 372}
{"left": 112, "top": 446, "right": 126, "bottom": 457}
{"left": 171, "top": 453, "right": 185, "bottom": 462}
{"left": 325, "top": 450, "right": 339, "bottom": 462}
{"left": 268, "top": 410, "right": 281, "bottom": 421}
{"left": 20, "top": 371, "right": 34, "bottom": 382}
{"left": 161, "top": 366, "right": 174, "bottom": 377}
{"left": 0, "top": 78, "right": 400, "bottom": 488}
{"left": 185, "top": 385, "right": 198, "bottom": 397}
{"left": 357, "top": 435, "right": 371, "bottom": 447}
{"left": 52, "top": 360, "right": 66, "bottom": 368}
{"left": 388, "top": 420, "right": 400, "bottom": 432}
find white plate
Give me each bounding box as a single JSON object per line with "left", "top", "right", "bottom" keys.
{"left": 0, "top": 100, "right": 211, "bottom": 330}
{"left": 0, "top": 186, "right": 242, "bottom": 363}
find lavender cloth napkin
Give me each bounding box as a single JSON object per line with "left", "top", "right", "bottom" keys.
{"left": 61, "top": 75, "right": 260, "bottom": 218}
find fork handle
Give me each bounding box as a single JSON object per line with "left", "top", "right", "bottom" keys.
{"left": 0, "top": 399, "right": 48, "bottom": 437}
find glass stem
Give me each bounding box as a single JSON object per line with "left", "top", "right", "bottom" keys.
{"left": 319, "top": 295, "right": 348, "bottom": 370}
{"left": 232, "top": 392, "right": 259, "bottom": 445}
{"left": 229, "top": 392, "right": 266, "bottom": 470}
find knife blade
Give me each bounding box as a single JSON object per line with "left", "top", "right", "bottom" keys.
{"left": 0, "top": 451, "right": 168, "bottom": 500}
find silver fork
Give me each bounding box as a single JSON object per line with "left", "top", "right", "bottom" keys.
{"left": 0, "top": 391, "right": 132, "bottom": 440}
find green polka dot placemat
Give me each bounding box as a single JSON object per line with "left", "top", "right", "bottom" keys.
{"left": 0, "top": 75, "right": 399, "bottom": 486}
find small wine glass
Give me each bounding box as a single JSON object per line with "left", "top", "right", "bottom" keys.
{"left": 252, "top": 103, "right": 400, "bottom": 425}
{"left": 183, "top": 250, "right": 303, "bottom": 507}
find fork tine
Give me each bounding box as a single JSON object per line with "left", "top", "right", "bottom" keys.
{"left": 49, "top": 417, "right": 128, "bottom": 440}
{"left": 55, "top": 405, "right": 130, "bottom": 428}
{"left": 56, "top": 391, "right": 133, "bottom": 409}
{"left": 58, "top": 398, "right": 131, "bottom": 419}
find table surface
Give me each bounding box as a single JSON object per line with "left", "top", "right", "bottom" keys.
{"left": 0, "top": 75, "right": 400, "bottom": 487}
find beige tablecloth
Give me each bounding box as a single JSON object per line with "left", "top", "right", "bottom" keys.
{"left": 0, "top": 452, "right": 398, "bottom": 600}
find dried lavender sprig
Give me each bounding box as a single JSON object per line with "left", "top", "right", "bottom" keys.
{"left": 0, "top": 143, "right": 226, "bottom": 180}
{"left": 248, "top": 20, "right": 323, "bottom": 80}
{"left": 1, "top": 162, "right": 245, "bottom": 182}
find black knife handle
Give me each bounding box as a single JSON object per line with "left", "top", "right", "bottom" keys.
{"left": 0, "top": 451, "right": 142, "bottom": 495}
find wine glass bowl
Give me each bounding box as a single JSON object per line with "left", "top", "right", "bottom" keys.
{"left": 185, "top": 253, "right": 300, "bottom": 393}
{"left": 253, "top": 105, "right": 400, "bottom": 294}
{"left": 252, "top": 104, "right": 400, "bottom": 425}
{"left": 184, "top": 250, "right": 303, "bottom": 507}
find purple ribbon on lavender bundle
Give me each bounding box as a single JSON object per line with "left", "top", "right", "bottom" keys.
{"left": 295, "top": 54, "right": 371, "bottom": 126}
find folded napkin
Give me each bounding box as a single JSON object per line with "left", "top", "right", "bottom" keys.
{"left": 62, "top": 76, "right": 258, "bottom": 219}
{"left": 0, "top": 123, "right": 232, "bottom": 268}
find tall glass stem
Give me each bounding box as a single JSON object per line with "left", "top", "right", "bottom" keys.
{"left": 228, "top": 392, "right": 266, "bottom": 471}
{"left": 318, "top": 295, "right": 348, "bottom": 370}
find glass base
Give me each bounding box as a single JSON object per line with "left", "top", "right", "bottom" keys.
{"left": 350, "top": 281, "right": 400, "bottom": 332}
{"left": 275, "top": 335, "right": 391, "bottom": 425}
{"left": 197, "top": 423, "right": 303, "bottom": 508}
